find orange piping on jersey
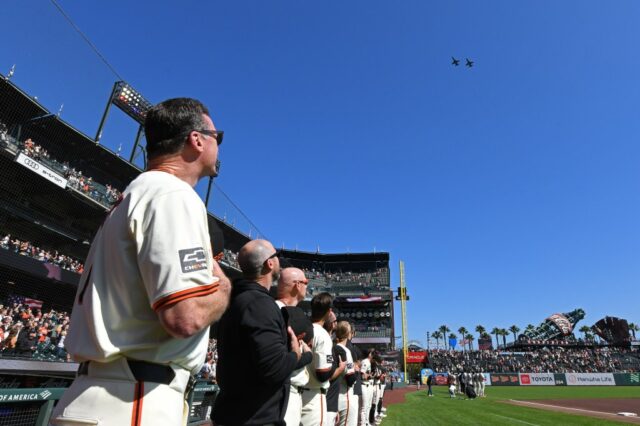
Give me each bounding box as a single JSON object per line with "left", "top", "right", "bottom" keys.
{"left": 152, "top": 282, "right": 219, "bottom": 311}
{"left": 131, "top": 381, "right": 144, "bottom": 426}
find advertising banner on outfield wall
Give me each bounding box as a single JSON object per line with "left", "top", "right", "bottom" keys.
{"left": 483, "top": 373, "right": 491, "bottom": 386}
{"left": 518, "top": 373, "right": 555, "bottom": 385}
{"left": 554, "top": 373, "right": 567, "bottom": 386}
{"left": 565, "top": 373, "right": 615, "bottom": 386}
{"left": 490, "top": 373, "right": 520, "bottom": 386}
{"left": 614, "top": 373, "right": 640, "bottom": 386}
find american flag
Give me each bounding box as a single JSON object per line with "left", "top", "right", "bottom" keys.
{"left": 23, "top": 298, "right": 44, "bottom": 309}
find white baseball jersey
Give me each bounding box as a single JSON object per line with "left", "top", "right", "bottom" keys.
{"left": 337, "top": 343, "right": 355, "bottom": 389}
{"left": 305, "top": 323, "right": 333, "bottom": 390}
{"left": 360, "top": 358, "right": 372, "bottom": 382}
{"left": 65, "top": 171, "right": 219, "bottom": 373}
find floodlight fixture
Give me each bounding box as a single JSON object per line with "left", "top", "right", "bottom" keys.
{"left": 112, "top": 81, "right": 152, "bottom": 125}
{"left": 95, "top": 81, "right": 153, "bottom": 165}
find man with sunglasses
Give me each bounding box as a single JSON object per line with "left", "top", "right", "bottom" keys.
{"left": 276, "top": 267, "right": 312, "bottom": 426}
{"left": 51, "top": 98, "right": 231, "bottom": 426}
{"left": 276, "top": 267, "right": 308, "bottom": 308}
{"left": 214, "top": 239, "right": 311, "bottom": 426}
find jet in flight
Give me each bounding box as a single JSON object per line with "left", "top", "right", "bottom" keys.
{"left": 451, "top": 57, "right": 460, "bottom": 66}
{"left": 466, "top": 58, "right": 474, "bottom": 67}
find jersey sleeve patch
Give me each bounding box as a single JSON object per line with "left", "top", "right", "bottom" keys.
{"left": 178, "top": 247, "right": 208, "bottom": 273}
{"left": 152, "top": 281, "right": 219, "bottom": 311}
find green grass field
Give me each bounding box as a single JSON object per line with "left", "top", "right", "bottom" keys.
{"left": 383, "top": 386, "right": 640, "bottom": 425}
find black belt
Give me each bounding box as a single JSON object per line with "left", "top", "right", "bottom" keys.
{"left": 78, "top": 360, "right": 176, "bottom": 385}
{"left": 301, "top": 387, "right": 327, "bottom": 394}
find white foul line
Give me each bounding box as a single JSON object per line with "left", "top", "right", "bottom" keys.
{"left": 492, "top": 414, "right": 540, "bottom": 425}
{"left": 510, "top": 399, "right": 631, "bottom": 419}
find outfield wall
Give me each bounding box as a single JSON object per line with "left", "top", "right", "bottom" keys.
{"left": 432, "top": 372, "right": 640, "bottom": 386}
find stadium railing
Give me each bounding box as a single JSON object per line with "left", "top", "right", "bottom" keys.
{"left": 0, "top": 380, "right": 218, "bottom": 426}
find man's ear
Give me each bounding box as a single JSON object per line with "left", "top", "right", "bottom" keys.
{"left": 186, "top": 131, "right": 205, "bottom": 153}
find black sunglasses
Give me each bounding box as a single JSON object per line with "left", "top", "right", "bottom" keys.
{"left": 195, "top": 129, "right": 224, "bottom": 145}
{"left": 264, "top": 251, "right": 279, "bottom": 263}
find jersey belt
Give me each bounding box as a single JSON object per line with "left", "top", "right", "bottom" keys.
{"left": 78, "top": 359, "right": 176, "bottom": 385}
{"left": 300, "top": 387, "right": 327, "bottom": 394}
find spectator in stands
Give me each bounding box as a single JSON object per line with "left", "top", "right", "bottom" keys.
{"left": 51, "top": 97, "right": 231, "bottom": 426}
{"left": 0, "top": 234, "right": 85, "bottom": 273}
{"left": 16, "top": 327, "right": 37, "bottom": 356}
{"left": 214, "top": 239, "right": 309, "bottom": 426}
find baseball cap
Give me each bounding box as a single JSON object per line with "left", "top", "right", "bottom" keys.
{"left": 283, "top": 306, "right": 314, "bottom": 345}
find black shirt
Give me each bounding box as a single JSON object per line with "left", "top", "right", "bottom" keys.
{"left": 326, "top": 345, "right": 343, "bottom": 412}
{"left": 347, "top": 341, "right": 363, "bottom": 396}
{"left": 213, "top": 280, "right": 299, "bottom": 426}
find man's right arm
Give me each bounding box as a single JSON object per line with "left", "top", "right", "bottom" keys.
{"left": 136, "top": 191, "right": 232, "bottom": 339}
{"left": 157, "top": 261, "right": 231, "bottom": 338}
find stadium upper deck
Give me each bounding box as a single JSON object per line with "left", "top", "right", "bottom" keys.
{"left": 0, "top": 76, "right": 395, "bottom": 349}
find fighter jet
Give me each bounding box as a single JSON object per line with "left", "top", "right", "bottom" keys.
{"left": 465, "top": 58, "right": 474, "bottom": 68}
{"left": 451, "top": 57, "right": 460, "bottom": 66}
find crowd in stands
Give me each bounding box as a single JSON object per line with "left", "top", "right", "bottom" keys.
{"left": 0, "top": 295, "right": 221, "bottom": 369}
{"left": 0, "top": 297, "right": 70, "bottom": 361}
{"left": 350, "top": 319, "right": 391, "bottom": 337}
{"left": 19, "top": 137, "right": 122, "bottom": 207}
{"left": 221, "top": 249, "right": 240, "bottom": 270}
{"left": 1, "top": 233, "right": 84, "bottom": 274}
{"left": 429, "top": 347, "right": 640, "bottom": 373}
{"left": 198, "top": 339, "right": 219, "bottom": 382}
{"left": 0, "top": 124, "right": 122, "bottom": 209}
{"left": 304, "top": 268, "right": 390, "bottom": 289}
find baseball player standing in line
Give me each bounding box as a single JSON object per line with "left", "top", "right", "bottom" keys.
{"left": 301, "top": 293, "right": 345, "bottom": 426}
{"left": 359, "top": 349, "right": 374, "bottom": 426}
{"left": 276, "top": 267, "right": 310, "bottom": 426}
{"left": 335, "top": 322, "right": 357, "bottom": 426}
{"left": 346, "top": 327, "right": 362, "bottom": 426}
{"left": 214, "top": 240, "right": 311, "bottom": 425}
{"left": 51, "top": 98, "right": 231, "bottom": 426}
{"left": 325, "top": 312, "right": 341, "bottom": 426}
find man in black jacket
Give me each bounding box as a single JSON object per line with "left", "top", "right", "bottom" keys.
{"left": 213, "top": 239, "right": 311, "bottom": 425}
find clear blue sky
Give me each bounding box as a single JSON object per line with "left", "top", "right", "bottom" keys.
{"left": 2, "top": 1, "right": 639, "bottom": 347}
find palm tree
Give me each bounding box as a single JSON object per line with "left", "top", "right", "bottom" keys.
{"left": 509, "top": 325, "right": 520, "bottom": 343}
{"left": 448, "top": 333, "right": 457, "bottom": 349}
{"left": 629, "top": 323, "right": 639, "bottom": 340}
{"left": 491, "top": 327, "right": 500, "bottom": 349}
{"left": 500, "top": 329, "right": 508, "bottom": 347}
{"left": 465, "top": 333, "right": 475, "bottom": 351}
{"left": 524, "top": 324, "right": 535, "bottom": 337}
{"left": 475, "top": 325, "right": 486, "bottom": 340}
{"left": 458, "top": 327, "right": 468, "bottom": 351}
{"left": 578, "top": 325, "right": 591, "bottom": 340}
{"left": 439, "top": 325, "right": 450, "bottom": 349}
{"left": 432, "top": 330, "right": 442, "bottom": 349}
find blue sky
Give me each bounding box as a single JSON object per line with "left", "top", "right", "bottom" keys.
{"left": 2, "top": 1, "right": 639, "bottom": 347}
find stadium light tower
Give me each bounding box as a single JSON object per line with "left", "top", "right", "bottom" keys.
{"left": 95, "top": 81, "right": 153, "bottom": 163}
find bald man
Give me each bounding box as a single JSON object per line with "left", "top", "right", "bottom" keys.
{"left": 276, "top": 267, "right": 308, "bottom": 308}
{"left": 278, "top": 267, "right": 311, "bottom": 426}
{"left": 214, "top": 239, "right": 311, "bottom": 426}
